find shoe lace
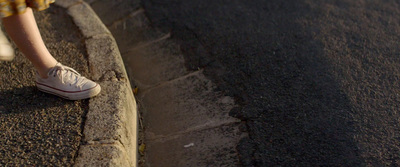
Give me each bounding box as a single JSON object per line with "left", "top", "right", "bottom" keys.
{"left": 48, "top": 63, "right": 87, "bottom": 89}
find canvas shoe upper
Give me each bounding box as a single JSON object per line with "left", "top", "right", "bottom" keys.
{"left": 35, "top": 63, "right": 101, "bottom": 100}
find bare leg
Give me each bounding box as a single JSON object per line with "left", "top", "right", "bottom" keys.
{"left": 2, "top": 8, "right": 57, "bottom": 78}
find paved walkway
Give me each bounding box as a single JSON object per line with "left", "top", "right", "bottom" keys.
{"left": 87, "top": 0, "right": 246, "bottom": 166}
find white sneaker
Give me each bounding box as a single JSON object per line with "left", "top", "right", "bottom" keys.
{"left": 0, "top": 29, "right": 14, "bottom": 61}
{"left": 35, "top": 63, "right": 101, "bottom": 100}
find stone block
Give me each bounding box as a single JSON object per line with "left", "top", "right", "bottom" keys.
{"left": 108, "top": 12, "right": 166, "bottom": 53}
{"left": 91, "top": 0, "right": 141, "bottom": 26}
{"left": 124, "top": 39, "right": 188, "bottom": 87}
{"left": 84, "top": 80, "right": 137, "bottom": 166}
{"left": 74, "top": 144, "right": 131, "bottom": 167}
{"left": 85, "top": 34, "right": 127, "bottom": 81}
{"left": 85, "top": 80, "right": 125, "bottom": 141}
{"left": 83, "top": 0, "right": 97, "bottom": 4}
{"left": 54, "top": 0, "right": 82, "bottom": 8}
{"left": 67, "top": 2, "right": 110, "bottom": 38}
{"left": 141, "top": 71, "right": 240, "bottom": 139}
{"left": 145, "top": 124, "right": 244, "bottom": 167}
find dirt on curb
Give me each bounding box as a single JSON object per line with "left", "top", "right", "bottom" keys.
{"left": 0, "top": 6, "right": 89, "bottom": 166}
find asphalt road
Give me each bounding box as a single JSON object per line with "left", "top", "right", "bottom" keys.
{"left": 143, "top": 0, "right": 400, "bottom": 166}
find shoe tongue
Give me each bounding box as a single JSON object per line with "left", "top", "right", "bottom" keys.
{"left": 47, "top": 63, "right": 82, "bottom": 80}
{"left": 47, "top": 64, "right": 64, "bottom": 76}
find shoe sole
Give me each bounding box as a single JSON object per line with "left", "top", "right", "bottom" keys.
{"left": 36, "top": 82, "right": 101, "bottom": 100}
{"left": 0, "top": 55, "right": 14, "bottom": 61}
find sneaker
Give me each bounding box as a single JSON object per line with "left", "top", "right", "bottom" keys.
{"left": 35, "top": 63, "right": 101, "bottom": 100}
{"left": 0, "top": 29, "right": 14, "bottom": 61}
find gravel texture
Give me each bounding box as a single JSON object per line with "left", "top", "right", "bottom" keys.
{"left": 0, "top": 6, "right": 89, "bottom": 166}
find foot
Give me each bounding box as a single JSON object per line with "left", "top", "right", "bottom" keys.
{"left": 0, "top": 32, "right": 14, "bottom": 61}
{"left": 35, "top": 63, "right": 101, "bottom": 100}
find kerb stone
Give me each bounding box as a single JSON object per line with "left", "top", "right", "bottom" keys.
{"left": 90, "top": 0, "right": 141, "bottom": 26}
{"left": 67, "top": 2, "right": 110, "bottom": 38}
{"left": 83, "top": 0, "right": 97, "bottom": 4}
{"left": 54, "top": 0, "right": 82, "bottom": 8}
{"left": 60, "top": 0, "right": 138, "bottom": 166}
{"left": 74, "top": 144, "right": 130, "bottom": 167}
{"left": 86, "top": 34, "right": 127, "bottom": 81}
{"left": 84, "top": 80, "right": 137, "bottom": 166}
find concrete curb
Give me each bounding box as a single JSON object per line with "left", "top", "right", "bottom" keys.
{"left": 54, "top": 1, "right": 138, "bottom": 166}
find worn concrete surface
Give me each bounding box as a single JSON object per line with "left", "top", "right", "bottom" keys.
{"left": 85, "top": 35, "right": 126, "bottom": 81}
{"left": 67, "top": 2, "right": 110, "bottom": 38}
{"left": 107, "top": 11, "right": 165, "bottom": 56}
{"left": 141, "top": 71, "right": 238, "bottom": 138}
{"left": 146, "top": 124, "right": 244, "bottom": 166}
{"left": 88, "top": 0, "right": 141, "bottom": 26}
{"left": 88, "top": 0, "right": 246, "bottom": 166}
{"left": 75, "top": 143, "right": 131, "bottom": 167}
{"left": 123, "top": 33, "right": 188, "bottom": 87}
{"left": 53, "top": 0, "right": 81, "bottom": 8}
{"left": 56, "top": 1, "right": 138, "bottom": 166}
{"left": 77, "top": 79, "right": 137, "bottom": 167}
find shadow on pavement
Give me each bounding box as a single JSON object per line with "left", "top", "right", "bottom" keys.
{"left": 0, "top": 86, "right": 73, "bottom": 114}
{"left": 0, "top": 85, "right": 86, "bottom": 166}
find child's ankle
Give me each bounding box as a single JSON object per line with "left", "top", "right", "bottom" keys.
{"left": 38, "top": 71, "right": 48, "bottom": 79}
{"left": 37, "top": 62, "right": 58, "bottom": 78}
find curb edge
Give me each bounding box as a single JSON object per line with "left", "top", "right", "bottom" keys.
{"left": 54, "top": 0, "right": 138, "bottom": 166}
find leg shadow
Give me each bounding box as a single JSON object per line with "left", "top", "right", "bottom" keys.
{"left": 0, "top": 86, "right": 75, "bottom": 114}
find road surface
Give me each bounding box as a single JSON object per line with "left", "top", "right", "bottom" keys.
{"left": 143, "top": 0, "right": 400, "bottom": 166}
